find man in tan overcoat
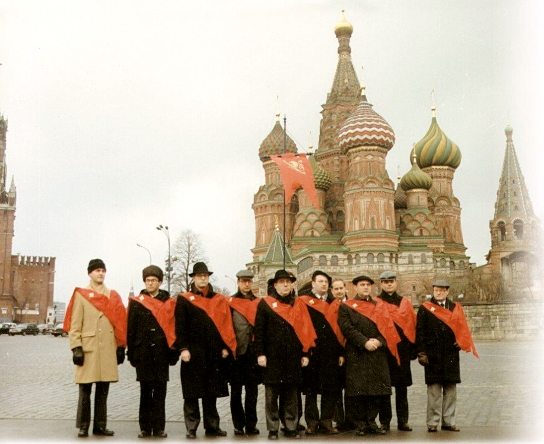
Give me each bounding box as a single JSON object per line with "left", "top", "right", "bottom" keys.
{"left": 65, "top": 259, "right": 127, "bottom": 438}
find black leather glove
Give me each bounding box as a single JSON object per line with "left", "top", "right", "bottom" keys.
{"left": 417, "top": 352, "right": 429, "bottom": 366}
{"left": 116, "top": 347, "right": 125, "bottom": 365}
{"left": 72, "top": 346, "right": 84, "bottom": 366}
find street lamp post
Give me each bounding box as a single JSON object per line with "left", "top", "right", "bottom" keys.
{"left": 156, "top": 225, "right": 171, "bottom": 294}
{"left": 136, "top": 243, "right": 152, "bottom": 264}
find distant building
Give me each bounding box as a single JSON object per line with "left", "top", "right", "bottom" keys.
{"left": 52, "top": 301, "right": 66, "bottom": 324}
{"left": 0, "top": 114, "right": 56, "bottom": 322}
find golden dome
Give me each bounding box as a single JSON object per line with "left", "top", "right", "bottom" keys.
{"left": 335, "top": 10, "right": 353, "bottom": 37}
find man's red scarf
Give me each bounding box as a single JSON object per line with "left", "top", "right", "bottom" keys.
{"left": 228, "top": 297, "right": 260, "bottom": 326}
{"left": 263, "top": 296, "right": 317, "bottom": 352}
{"left": 344, "top": 298, "right": 401, "bottom": 364}
{"left": 422, "top": 301, "right": 479, "bottom": 358}
{"left": 299, "top": 296, "right": 345, "bottom": 347}
{"left": 182, "top": 292, "right": 237, "bottom": 356}
{"left": 64, "top": 287, "right": 127, "bottom": 346}
{"left": 130, "top": 294, "right": 176, "bottom": 348}
{"left": 380, "top": 297, "right": 416, "bottom": 343}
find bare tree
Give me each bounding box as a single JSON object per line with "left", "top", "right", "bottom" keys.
{"left": 169, "top": 230, "right": 207, "bottom": 294}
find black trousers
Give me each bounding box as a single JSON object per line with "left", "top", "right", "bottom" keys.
{"left": 378, "top": 385, "right": 408, "bottom": 426}
{"left": 76, "top": 382, "right": 109, "bottom": 430}
{"left": 265, "top": 384, "right": 298, "bottom": 433}
{"left": 183, "top": 397, "right": 220, "bottom": 433}
{"left": 349, "top": 394, "right": 387, "bottom": 431}
{"left": 279, "top": 387, "right": 302, "bottom": 427}
{"left": 139, "top": 381, "right": 167, "bottom": 433}
{"left": 304, "top": 391, "right": 339, "bottom": 429}
{"left": 230, "top": 382, "right": 258, "bottom": 431}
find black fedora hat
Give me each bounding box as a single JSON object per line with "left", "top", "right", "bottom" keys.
{"left": 272, "top": 269, "right": 296, "bottom": 283}
{"left": 189, "top": 262, "right": 213, "bottom": 277}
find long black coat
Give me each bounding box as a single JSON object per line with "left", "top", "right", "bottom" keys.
{"left": 416, "top": 298, "right": 461, "bottom": 385}
{"left": 302, "top": 294, "right": 344, "bottom": 394}
{"left": 254, "top": 291, "right": 304, "bottom": 386}
{"left": 127, "top": 289, "right": 177, "bottom": 382}
{"left": 378, "top": 291, "right": 415, "bottom": 387}
{"left": 338, "top": 299, "right": 391, "bottom": 397}
{"left": 174, "top": 284, "right": 231, "bottom": 399}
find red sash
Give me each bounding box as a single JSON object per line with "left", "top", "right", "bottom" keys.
{"left": 263, "top": 296, "right": 317, "bottom": 352}
{"left": 299, "top": 296, "right": 345, "bottom": 347}
{"left": 64, "top": 287, "right": 127, "bottom": 346}
{"left": 228, "top": 297, "right": 260, "bottom": 326}
{"left": 381, "top": 297, "right": 416, "bottom": 343}
{"left": 344, "top": 298, "right": 401, "bottom": 364}
{"left": 130, "top": 294, "right": 176, "bottom": 348}
{"left": 422, "top": 302, "right": 479, "bottom": 358}
{"left": 182, "top": 292, "right": 237, "bottom": 356}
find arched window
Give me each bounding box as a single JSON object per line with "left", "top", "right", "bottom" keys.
{"left": 337, "top": 211, "right": 345, "bottom": 232}
{"left": 347, "top": 254, "right": 353, "bottom": 265}
{"left": 408, "top": 254, "right": 413, "bottom": 265}
{"left": 421, "top": 253, "right": 427, "bottom": 264}
{"left": 450, "top": 260, "right": 456, "bottom": 271}
{"left": 331, "top": 255, "right": 339, "bottom": 266}
{"left": 355, "top": 254, "right": 361, "bottom": 265}
{"left": 367, "top": 253, "right": 375, "bottom": 264}
{"left": 439, "top": 258, "right": 446, "bottom": 267}
{"left": 370, "top": 217, "right": 376, "bottom": 229}
{"left": 319, "top": 255, "right": 327, "bottom": 266}
{"left": 513, "top": 220, "right": 524, "bottom": 239}
{"left": 497, "top": 221, "right": 506, "bottom": 241}
{"left": 377, "top": 253, "right": 385, "bottom": 263}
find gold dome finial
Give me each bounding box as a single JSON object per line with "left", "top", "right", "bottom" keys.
{"left": 360, "top": 66, "right": 366, "bottom": 97}
{"left": 431, "top": 89, "right": 437, "bottom": 118}
{"left": 335, "top": 10, "right": 353, "bottom": 36}
{"left": 274, "top": 215, "right": 280, "bottom": 231}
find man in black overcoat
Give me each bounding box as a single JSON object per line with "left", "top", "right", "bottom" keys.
{"left": 127, "top": 265, "right": 179, "bottom": 438}
{"left": 376, "top": 270, "right": 416, "bottom": 432}
{"left": 174, "top": 262, "right": 234, "bottom": 439}
{"left": 300, "top": 270, "right": 343, "bottom": 435}
{"left": 338, "top": 275, "right": 390, "bottom": 436}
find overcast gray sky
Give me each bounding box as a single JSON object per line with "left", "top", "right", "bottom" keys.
{"left": 0, "top": 0, "right": 542, "bottom": 304}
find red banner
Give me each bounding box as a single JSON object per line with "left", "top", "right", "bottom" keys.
{"left": 381, "top": 297, "right": 416, "bottom": 343}
{"left": 130, "top": 294, "right": 176, "bottom": 348}
{"left": 228, "top": 297, "right": 260, "bottom": 326}
{"left": 299, "top": 296, "right": 345, "bottom": 347}
{"left": 270, "top": 153, "right": 319, "bottom": 208}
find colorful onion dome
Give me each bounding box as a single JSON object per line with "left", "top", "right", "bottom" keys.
{"left": 394, "top": 184, "right": 407, "bottom": 209}
{"left": 310, "top": 155, "right": 332, "bottom": 191}
{"left": 337, "top": 89, "right": 396, "bottom": 152}
{"left": 335, "top": 10, "right": 353, "bottom": 37}
{"left": 259, "top": 116, "right": 297, "bottom": 161}
{"left": 400, "top": 153, "right": 433, "bottom": 191}
{"left": 414, "top": 107, "right": 461, "bottom": 169}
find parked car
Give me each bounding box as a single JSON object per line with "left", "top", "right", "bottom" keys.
{"left": 0, "top": 322, "right": 17, "bottom": 334}
{"left": 23, "top": 324, "right": 40, "bottom": 335}
{"left": 51, "top": 323, "right": 67, "bottom": 337}
{"left": 37, "top": 323, "right": 54, "bottom": 334}
{"left": 8, "top": 323, "right": 27, "bottom": 335}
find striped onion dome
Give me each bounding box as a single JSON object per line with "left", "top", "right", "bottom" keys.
{"left": 400, "top": 154, "right": 433, "bottom": 191}
{"left": 337, "top": 90, "right": 395, "bottom": 152}
{"left": 310, "top": 155, "right": 332, "bottom": 191}
{"left": 259, "top": 117, "right": 297, "bottom": 161}
{"left": 414, "top": 107, "right": 461, "bottom": 169}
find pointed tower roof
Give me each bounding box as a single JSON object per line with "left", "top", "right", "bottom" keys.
{"left": 259, "top": 115, "right": 298, "bottom": 162}
{"left": 493, "top": 125, "right": 535, "bottom": 221}
{"left": 263, "top": 225, "right": 294, "bottom": 265}
{"left": 327, "top": 11, "right": 360, "bottom": 103}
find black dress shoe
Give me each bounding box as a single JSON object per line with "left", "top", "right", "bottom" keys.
{"left": 321, "top": 427, "right": 339, "bottom": 435}
{"left": 205, "top": 428, "right": 227, "bottom": 437}
{"left": 93, "top": 427, "right": 114, "bottom": 436}
{"left": 78, "top": 428, "right": 89, "bottom": 438}
{"left": 381, "top": 423, "right": 390, "bottom": 432}
{"left": 284, "top": 431, "right": 300, "bottom": 439}
{"left": 296, "top": 424, "right": 306, "bottom": 432}
{"left": 366, "top": 425, "right": 386, "bottom": 435}
{"left": 427, "top": 426, "right": 438, "bottom": 432}
{"left": 355, "top": 429, "right": 366, "bottom": 436}
{"left": 441, "top": 424, "right": 460, "bottom": 432}
{"left": 234, "top": 428, "right": 245, "bottom": 436}
{"left": 398, "top": 423, "right": 413, "bottom": 431}
{"left": 138, "top": 430, "right": 151, "bottom": 438}
{"left": 246, "top": 428, "right": 260, "bottom": 435}
{"left": 268, "top": 431, "right": 278, "bottom": 440}
{"left": 186, "top": 430, "right": 197, "bottom": 439}
{"left": 305, "top": 427, "right": 317, "bottom": 435}
{"left": 154, "top": 431, "right": 168, "bottom": 438}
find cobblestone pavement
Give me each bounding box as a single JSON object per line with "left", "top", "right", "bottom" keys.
{"left": 0, "top": 336, "right": 542, "bottom": 442}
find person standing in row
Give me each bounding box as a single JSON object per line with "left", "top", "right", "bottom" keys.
{"left": 254, "top": 270, "right": 316, "bottom": 440}
{"left": 299, "top": 270, "right": 344, "bottom": 435}
{"left": 174, "top": 262, "right": 237, "bottom": 439}
{"left": 338, "top": 275, "right": 400, "bottom": 436}
{"left": 377, "top": 271, "right": 416, "bottom": 432}
{"left": 65, "top": 259, "right": 127, "bottom": 438}
{"left": 416, "top": 279, "right": 479, "bottom": 433}
{"left": 127, "top": 265, "right": 179, "bottom": 439}
{"left": 228, "top": 269, "right": 261, "bottom": 436}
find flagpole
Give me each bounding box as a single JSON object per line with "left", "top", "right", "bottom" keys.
{"left": 282, "top": 115, "right": 287, "bottom": 271}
